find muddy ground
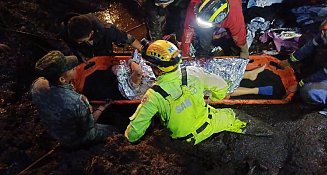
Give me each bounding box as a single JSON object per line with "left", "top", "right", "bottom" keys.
{"left": 1, "top": 0, "right": 327, "bottom": 175}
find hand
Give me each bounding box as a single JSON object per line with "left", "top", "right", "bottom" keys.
{"left": 31, "top": 77, "right": 50, "bottom": 93}
{"left": 130, "top": 62, "right": 142, "bottom": 86}
{"left": 278, "top": 60, "right": 291, "bottom": 69}
{"left": 0, "top": 43, "right": 10, "bottom": 53}
{"left": 239, "top": 43, "right": 249, "bottom": 59}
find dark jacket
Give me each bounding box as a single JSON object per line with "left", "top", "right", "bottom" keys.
{"left": 60, "top": 13, "right": 135, "bottom": 60}
{"left": 289, "top": 34, "right": 327, "bottom": 83}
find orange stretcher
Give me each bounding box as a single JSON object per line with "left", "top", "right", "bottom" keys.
{"left": 73, "top": 55, "right": 297, "bottom": 105}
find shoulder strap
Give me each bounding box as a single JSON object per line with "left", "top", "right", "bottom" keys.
{"left": 151, "top": 85, "right": 170, "bottom": 99}
{"left": 151, "top": 67, "right": 187, "bottom": 99}
{"left": 181, "top": 67, "right": 187, "bottom": 86}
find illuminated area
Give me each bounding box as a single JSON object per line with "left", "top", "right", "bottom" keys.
{"left": 96, "top": 9, "right": 115, "bottom": 24}
{"left": 196, "top": 17, "right": 213, "bottom": 28}
{"left": 94, "top": 2, "right": 147, "bottom": 54}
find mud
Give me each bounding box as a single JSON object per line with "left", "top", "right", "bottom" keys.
{"left": 1, "top": 0, "right": 327, "bottom": 175}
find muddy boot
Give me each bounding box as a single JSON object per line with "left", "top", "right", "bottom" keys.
{"left": 233, "top": 109, "right": 275, "bottom": 137}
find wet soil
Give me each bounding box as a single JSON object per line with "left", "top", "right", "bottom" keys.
{"left": 1, "top": 0, "right": 327, "bottom": 175}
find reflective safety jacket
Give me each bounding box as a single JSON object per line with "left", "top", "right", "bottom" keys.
{"left": 125, "top": 66, "right": 247, "bottom": 144}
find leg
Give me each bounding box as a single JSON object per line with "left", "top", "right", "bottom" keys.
{"left": 230, "top": 87, "right": 259, "bottom": 96}
{"left": 243, "top": 64, "right": 266, "bottom": 81}
{"left": 231, "top": 86, "right": 273, "bottom": 96}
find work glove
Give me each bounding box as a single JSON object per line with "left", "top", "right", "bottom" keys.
{"left": 239, "top": 43, "right": 249, "bottom": 59}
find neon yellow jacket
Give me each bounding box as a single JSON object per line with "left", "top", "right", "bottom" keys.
{"left": 125, "top": 66, "right": 246, "bottom": 144}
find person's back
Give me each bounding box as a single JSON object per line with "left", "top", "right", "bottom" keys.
{"left": 32, "top": 80, "right": 94, "bottom": 146}
{"left": 125, "top": 40, "right": 247, "bottom": 144}
{"left": 31, "top": 51, "right": 116, "bottom": 148}
{"left": 151, "top": 66, "right": 244, "bottom": 144}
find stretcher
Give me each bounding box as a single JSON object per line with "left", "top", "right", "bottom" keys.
{"left": 72, "top": 55, "right": 297, "bottom": 105}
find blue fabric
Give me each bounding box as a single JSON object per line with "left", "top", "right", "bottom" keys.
{"left": 300, "top": 81, "right": 327, "bottom": 105}
{"left": 258, "top": 86, "right": 273, "bottom": 95}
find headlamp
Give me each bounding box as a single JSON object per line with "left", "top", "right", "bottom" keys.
{"left": 196, "top": 17, "right": 214, "bottom": 28}
{"left": 154, "top": 0, "right": 174, "bottom": 6}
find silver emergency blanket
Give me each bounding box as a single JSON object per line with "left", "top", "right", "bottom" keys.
{"left": 247, "top": 0, "right": 282, "bottom": 8}
{"left": 115, "top": 51, "right": 156, "bottom": 100}
{"left": 116, "top": 52, "right": 248, "bottom": 99}
{"left": 182, "top": 57, "right": 249, "bottom": 93}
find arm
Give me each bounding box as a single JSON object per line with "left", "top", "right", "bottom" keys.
{"left": 129, "top": 61, "right": 143, "bottom": 86}
{"left": 289, "top": 34, "right": 322, "bottom": 63}
{"left": 92, "top": 102, "right": 111, "bottom": 121}
{"left": 130, "top": 39, "right": 143, "bottom": 52}
{"left": 125, "top": 90, "right": 159, "bottom": 142}
{"left": 279, "top": 34, "right": 323, "bottom": 69}
{"left": 220, "top": 0, "right": 247, "bottom": 57}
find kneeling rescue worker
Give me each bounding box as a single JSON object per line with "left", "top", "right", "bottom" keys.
{"left": 125, "top": 39, "right": 249, "bottom": 144}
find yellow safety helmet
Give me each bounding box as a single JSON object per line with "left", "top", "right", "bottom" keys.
{"left": 195, "top": 0, "right": 230, "bottom": 28}
{"left": 144, "top": 40, "right": 182, "bottom": 73}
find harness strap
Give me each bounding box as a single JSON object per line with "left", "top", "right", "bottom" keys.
{"left": 181, "top": 67, "right": 187, "bottom": 86}
{"left": 178, "top": 108, "right": 213, "bottom": 140}
{"left": 151, "top": 85, "right": 169, "bottom": 98}
{"left": 151, "top": 67, "right": 210, "bottom": 141}
{"left": 151, "top": 67, "right": 188, "bottom": 99}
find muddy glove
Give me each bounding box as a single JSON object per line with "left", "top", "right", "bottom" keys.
{"left": 239, "top": 43, "right": 249, "bottom": 59}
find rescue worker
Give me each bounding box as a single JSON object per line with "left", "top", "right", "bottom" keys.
{"left": 194, "top": 0, "right": 249, "bottom": 58}
{"left": 60, "top": 13, "right": 143, "bottom": 61}
{"left": 279, "top": 19, "right": 327, "bottom": 109}
{"left": 137, "top": 0, "right": 188, "bottom": 41}
{"left": 31, "top": 50, "right": 116, "bottom": 148}
{"left": 125, "top": 40, "right": 253, "bottom": 144}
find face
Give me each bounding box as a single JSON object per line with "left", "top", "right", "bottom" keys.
{"left": 75, "top": 31, "right": 94, "bottom": 44}
{"left": 60, "top": 67, "right": 76, "bottom": 84}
